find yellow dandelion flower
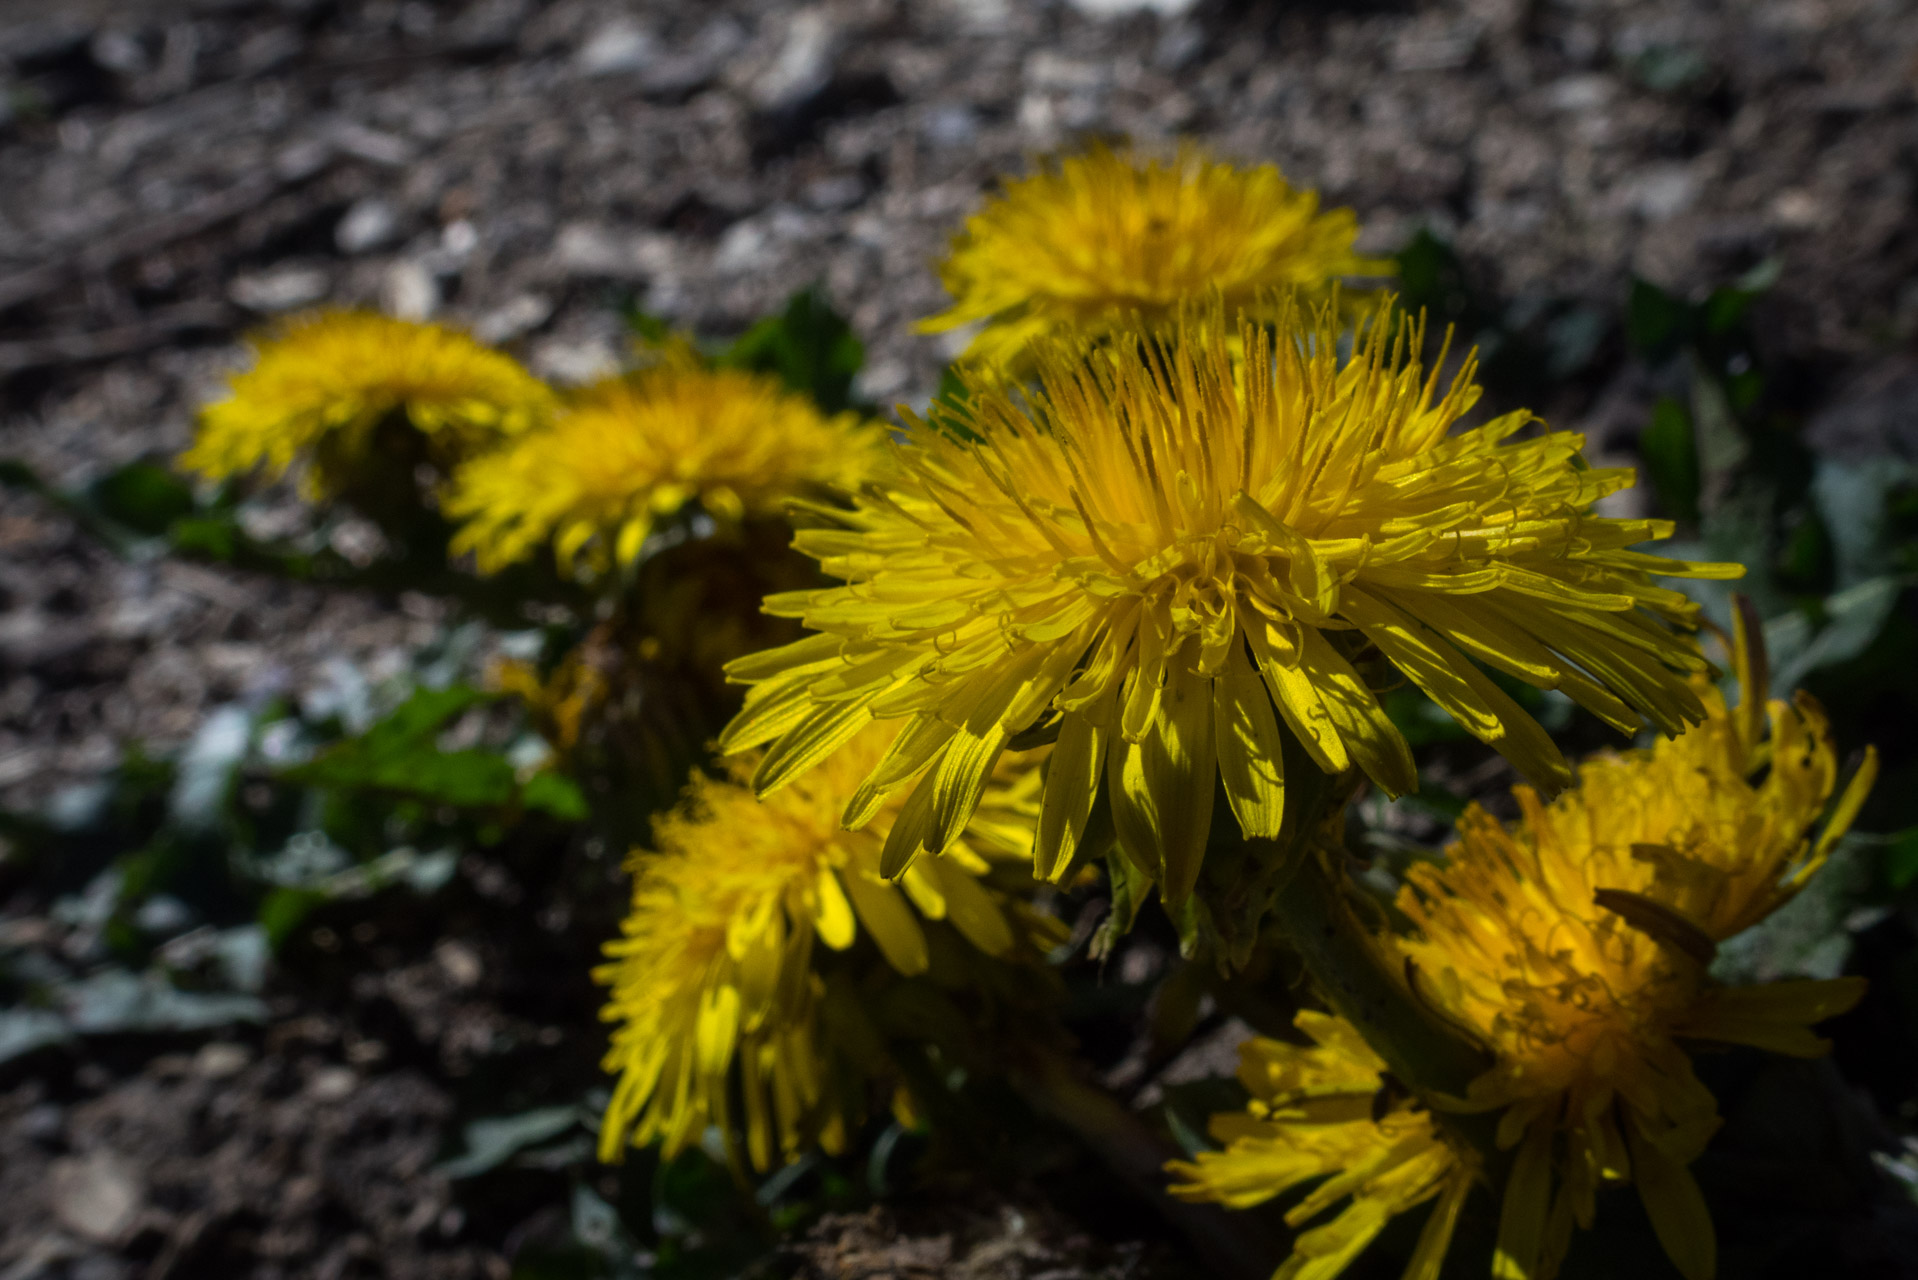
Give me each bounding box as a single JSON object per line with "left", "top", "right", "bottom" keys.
{"left": 182, "top": 309, "right": 554, "bottom": 497}
{"left": 1169, "top": 1010, "right": 1477, "bottom": 1280}
{"left": 446, "top": 364, "right": 881, "bottom": 576}
{"left": 1395, "top": 638, "right": 1877, "bottom": 1280}
{"left": 722, "top": 298, "right": 1740, "bottom": 904}
{"left": 919, "top": 144, "right": 1389, "bottom": 371}
{"left": 595, "top": 723, "right": 1047, "bottom": 1172}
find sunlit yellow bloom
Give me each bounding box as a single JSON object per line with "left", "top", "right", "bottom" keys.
{"left": 919, "top": 144, "right": 1389, "bottom": 371}
{"left": 1169, "top": 1011, "right": 1476, "bottom": 1280}
{"left": 447, "top": 364, "right": 880, "bottom": 576}
{"left": 182, "top": 309, "right": 554, "bottom": 496}
{"left": 1396, "top": 637, "right": 1876, "bottom": 1280}
{"left": 723, "top": 299, "right": 1739, "bottom": 904}
{"left": 595, "top": 724, "right": 1048, "bottom": 1172}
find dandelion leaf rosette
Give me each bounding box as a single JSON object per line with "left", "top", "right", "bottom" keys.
{"left": 723, "top": 297, "right": 1741, "bottom": 915}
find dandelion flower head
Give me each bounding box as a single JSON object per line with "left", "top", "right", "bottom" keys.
{"left": 448, "top": 363, "right": 881, "bottom": 576}
{"left": 724, "top": 298, "right": 1739, "bottom": 906}
{"left": 1169, "top": 1010, "right": 1476, "bottom": 1280}
{"left": 1394, "top": 635, "right": 1876, "bottom": 1280}
{"left": 920, "top": 144, "right": 1389, "bottom": 371}
{"left": 596, "top": 724, "right": 1046, "bottom": 1172}
{"left": 182, "top": 309, "right": 554, "bottom": 497}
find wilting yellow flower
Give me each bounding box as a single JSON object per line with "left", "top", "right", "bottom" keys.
{"left": 595, "top": 724, "right": 1048, "bottom": 1172}
{"left": 919, "top": 144, "right": 1388, "bottom": 371}
{"left": 723, "top": 299, "right": 1739, "bottom": 904}
{"left": 1169, "top": 1011, "right": 1476, "bottom": 1280}
{"left": 447, "top": 365, "right": 880, "bottom": 576}
{"left": 1394, "top": 643, "right": 1876, "bottom": 1280}
{"left": 182, "top": 310, "right": 554, "bottom": 496}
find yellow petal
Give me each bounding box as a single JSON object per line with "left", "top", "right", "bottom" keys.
{"left": 1297, "top": 626, "right": 1416, "bottom": 795}
{"left": 752, "top": 697, "right": 873, "bottom": 795}
{"left": 1627, "top": 1120, "right": 1717, "bottom": 1280}
{"left": 839, "top": 871, "right": 929, "bottom": 975}
{"left": 1405, "top": 1169, "right": 1473, "bottom": 1280}
{"left": 813, "top": 867, "right": 856, "bottom": 949}
{"left": 1141, "top": 660, "right": 1218, "bottom": 905}
{"left": 1213, "top": 640, "right": 1287, "bottom": 839}
{"left": 1682, "top": 977, "right": 1867, "bottom": 1057}
{"left": 1037, "top": 708, "right": 1106, "bottom": 881}
{"left": 927, "top": 855, "right": 1015, "bottom": 957}
{"left": 1493, "top": 1119, "right": 1552, "bottom": 1280}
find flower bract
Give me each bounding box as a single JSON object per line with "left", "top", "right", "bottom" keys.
{"left": 182, "top": 309, "right": 554, "bottom": 497}
{"left": 595, "top": 724, "right": 1047, "bottom": 1171}
{"left": 447, "top": 363, "right": 879, "bottom": 576}
{"left": 920, "top": 144, "right": 1389, "bottom": 371}
{"left": 1168, "top": 1010, "right": 1476, "bottom": 1280}
{"left": 723, "top": 298, "right": 1739, "bottom": 904}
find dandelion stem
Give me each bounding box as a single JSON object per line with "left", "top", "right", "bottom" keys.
{"left": 1263, "top": 838, "right": 1492, "bottom": 1099}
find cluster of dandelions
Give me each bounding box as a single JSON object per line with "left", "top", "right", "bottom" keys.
{"left": 185, "top": 310, "right": 877, "bottom": 578}
{"left": 178, "top": 143, "right": 1878, "bottom": 1280}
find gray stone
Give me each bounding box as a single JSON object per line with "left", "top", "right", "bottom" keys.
{"left": 229, "top": 265, "right": 330, "bottom": 313}
{"left": 49, "top": 1152, "right": 144, "bottom": 1245}
{"left": 576, "top": 20, "right": 655, "bottom": 76}
{"left": 335, "top": 198, "right": 400, "bottom": 255}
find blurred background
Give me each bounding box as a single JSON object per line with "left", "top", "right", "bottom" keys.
{"left": 1, "top": 0, "right": 1916, "bottom": 1277}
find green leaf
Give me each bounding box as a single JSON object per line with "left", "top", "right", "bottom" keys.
{"left": 1393, "top": 229, "right": 1475, "bottom": 324}
{"left": 89, "top": 461, "right": 196, "bottom": 536}
{"left": 1713, "top": 836, "right": 1872, "bottom": 983}
{"left": 1641, "top": 396, "right": 1702, "bottom": 523}
{"left": 286, "top": 686, "right": 519, "bottom": 808}
{"left": 717, "top": 286, "right": 865, "bottom": 414}
{"left": 1887, "top": 828, "right": 1918, "bottom": 891}
{"left": 438, "top": 1106, "right": 584, "bottom": 1179}
{"left": 623, "top": 304, "right": 673, "bottom": 345}
{"left": 62, "top": 969, "right": 267, "bottom": 1034}
{"left": 522, "top": 771, "right": 588, "bottom": 820}
{"left": 258, "top": 886, "right": 328, "bottom": 949}
{"left": 1632, "top": 45, "right": 1712, "bottom": 93}
{"left": 0, "top": 1009, "right": 75, "bottom": 1065}
{"left": 1626, "top": 277, "right": 1690, "bottom": 359}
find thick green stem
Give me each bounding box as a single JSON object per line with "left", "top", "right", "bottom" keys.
{"left": 1262, "top": 838, "right": 1490, "bottom": 1100}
